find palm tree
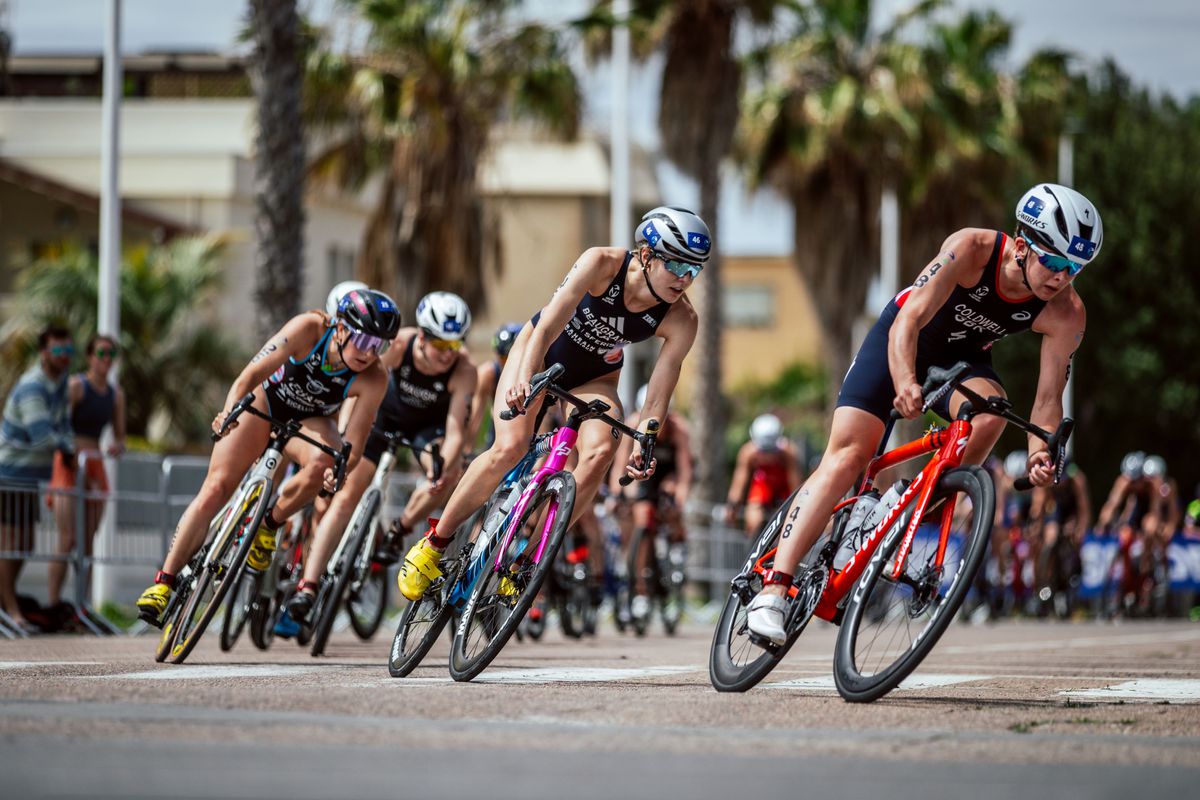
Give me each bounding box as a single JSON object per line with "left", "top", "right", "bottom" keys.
{"left": 582, "top": 0, "right": 785, "bottom": 503}
{"left": 304, "top": 0, "right": 581, "bottom": 316}
{"left": 1, "top": 237, "right": 244, "bottom": 447}
{"left": 247, "top": 0, "right": 307, "bottom": 340}
{"left": 738, "top": 0, "right": 950, "bottom": 385}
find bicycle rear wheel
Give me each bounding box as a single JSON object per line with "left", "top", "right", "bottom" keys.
{"left": 169, "top": 482, "right": 270, "bottom": 664}
{"left": 834, "top": 466, "right": 993, "bottom": 703}
{"left": 449, "top": 471, "right": 576, "bottom": 681}
{"left": 310, "top": 488, "right": 380, "bottom": 656}
{"left": 659, "top": 542, "right": 686, "bottom": 636}
{"left": 347, "top": 563, "right": 388, "bottom": 640}
{"left": 388, "top": 502, "right": 490, "bottom": 677}
{"left": 219, "top": 564, "right": 258, "bottom": 652}
{"left": 709, "top": 488, "right": 823, "bottom": 692}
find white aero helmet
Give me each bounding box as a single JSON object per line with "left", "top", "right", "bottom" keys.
{"left": 635, "top": 206, "right": 712, "bottom": 264}
{"left": 1004, "top": 450, "right": 1028, "bottom": 480}
{"left": 415, "top": 291, "right": 472, "bottom": 341}
{"left": 326, "top": 280, "right": 369, "bottom": 318}
{"left": 1142, "top": 455, "right": 1167, "bottom": 480}
{"left": 1120, "top": 450, "right": 1146, "bottom": 480}
{"left": 1015, "top": 183, "right": 1103, "bottom": 266}
{"left": 750, "top": 413, "right": 783, "bottom": 451}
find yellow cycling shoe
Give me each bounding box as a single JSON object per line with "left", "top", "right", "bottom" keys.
{"left": 136, "top": 582, "right": 173, "bottom": 623}
{"left": 246, "top": 525, "right": 277, "bottom": 571}
{"left": 397, "top": 538, "right": 444, "bottom": 601}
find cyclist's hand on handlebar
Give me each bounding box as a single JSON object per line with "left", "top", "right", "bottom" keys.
{"left": 322, "top": 466, "right": 338, "bottom": 495}
{"left": 212, "top": 409, "right": 238, "bottom": 437}
{"left": 624, "top": 451, "right": 657, "bottom": 482}
{"left": 893, "top": 380, "right": 924, "bottom": 419}
{"left": 504, "top": 377, "right": 534, "bottom": 416}
{"left": 1026, "top": 449, "right": 1055, "bottom": 487}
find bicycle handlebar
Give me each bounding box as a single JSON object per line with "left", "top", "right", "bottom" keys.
{"left": 499, "top": 363, "right": 566, "bottom": 421}
{"left": 211, "top": 392, "right": 354, "bottom": 497}
{"left": 376, "top": 430, "right": 444, "bottom": 483}
{"left": 619, "top": 418, "right": 660, "bottom": 487}
{"left": 906, "top": 361, "right": 1073, "bottom": 492}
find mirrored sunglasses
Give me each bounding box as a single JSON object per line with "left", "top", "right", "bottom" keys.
{"left": 1027, "top": 242, "right": 1085, "bottom": 277}
{"left": 660, "top": 257, "right": 703, "bottom": 280}
{"left": 427, "top": 337, "right": 463, "bottom": 352}
{"left": 94, "top": 347, "right": 118, "bottom": 359}
{"left": 49, "top": 344, "right": 75, "bottom": 357}
{"left": 348, "top": 330, "right": 391, "bottom": 356}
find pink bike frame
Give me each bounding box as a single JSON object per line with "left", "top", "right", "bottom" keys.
{"left": 491, "top": 426, "right": 579, "bottom": 570}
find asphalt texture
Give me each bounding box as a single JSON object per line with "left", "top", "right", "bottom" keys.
{"left": 3, "top": 616, "right": 1200, "bottom": 799}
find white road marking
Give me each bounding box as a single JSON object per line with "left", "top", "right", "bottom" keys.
{"left": 94, "top": 665, "right": 324, "bottom": 681}
{"left": 764, "top": 674, "right": 990, "bottom": 691}
{"left": 471, "top": 666, "right": 697, "bottom": 684}
{"left": 0, "top": 661, "right": 102, "bottom": 670}
{"left": 1060, "top": 680, "right": 1200, "bottom": 702}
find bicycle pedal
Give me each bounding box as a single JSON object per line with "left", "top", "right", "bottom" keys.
{"left": 744, "top": 628, "right": 782, "bottom": 654}
{"left": 138, "top": 610, "right": 164, "bottom": 629}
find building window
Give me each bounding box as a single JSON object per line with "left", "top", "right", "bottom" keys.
{"left": 724, "top": 284, "right": 775, "bottom": 328}
{"left": 327, "top": 244, "right": 356, "bottom": 286}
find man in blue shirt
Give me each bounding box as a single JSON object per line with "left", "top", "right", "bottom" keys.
{"left": 0, "top": 324, "right": 75, "bottom": 633}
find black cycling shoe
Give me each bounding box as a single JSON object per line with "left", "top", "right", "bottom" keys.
{"left": 372, "top": 521, "right": 409, "bottom": 565}
{"left": 286, "top": 589, "right": 316, "bottom": 624}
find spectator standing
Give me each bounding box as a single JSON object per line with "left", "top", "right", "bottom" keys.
{"left": 0, "top": 325, "right": 75, "bottom": 633}
{"left": 47, "top": 333, "right": 126, "bottom": 612}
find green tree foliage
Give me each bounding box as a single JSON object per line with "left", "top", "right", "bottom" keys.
{"left": 305, "top": 0, "right": 580, "bottom": 316}
{"left": 993, "top": 61, "right": 1200, "bottom": 499}
{"left": 0, "top": 237, "right": 244, "bottom": 448}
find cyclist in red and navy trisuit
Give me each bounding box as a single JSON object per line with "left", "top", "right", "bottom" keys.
{"left": 747, "top": 183, "right": 1105, "bottom": 644}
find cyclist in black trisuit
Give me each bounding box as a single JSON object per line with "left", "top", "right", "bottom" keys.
{"left": 282, "top": 292, "right": 477, "bottom": 622}
{"left": 746, "top": 183, "right": 1105, "bottom": 644}
{"left": 395, "top": 206, "right": 712, "bottom": 603}
{"left": 136, "top": 289, "right": 401, "bottom": 622}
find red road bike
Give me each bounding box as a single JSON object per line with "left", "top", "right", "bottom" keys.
{"left": 709, "top": 362, "right": 1073, "bottom": 702}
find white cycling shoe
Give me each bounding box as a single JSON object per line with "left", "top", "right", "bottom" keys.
{"left": 746, "top": 592, "right": 788, "bottom": 646}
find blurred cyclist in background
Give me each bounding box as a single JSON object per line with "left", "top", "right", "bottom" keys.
{"left": 725, "top": 413, "right": 801, "bottom": 539}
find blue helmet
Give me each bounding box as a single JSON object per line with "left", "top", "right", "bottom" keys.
{"left": 492, "top": 322, "right": 522, "bottom": 358}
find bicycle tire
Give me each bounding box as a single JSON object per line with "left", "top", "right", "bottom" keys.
{"left": 219, "top": 564, "right": 258, "bottom": 651}
{"left": 449, "top": 471, "right": 576, "bottom": 681}
{"left": 169, "top": 481, "right": 270, "bottom": 664}
{"left": 387, "top": 503, "right": 489, "bottom": 677}
{"left": 833, "top": 466, "right": 994, "bottom": 703}
{"left": 660, "top": 545, "right": 685, "bottom": 636}
{"left": 248, "top": 591, "right": 277, "bottom": 650}
{"left": 626, "top": 526, "right": 653, "bottom": 637}
{"left": 708, "top": 488, "right": 811, "bottom": 692}
{"left": 347, "top": 564, "right": 388, "bottom": 640}
{"left": 153, "top": 567, "right": 194, "bottom": 662}
{"left": 557, "top": 558, "right": 590, "bottom": 640}
{"left": 310, "top": 488, "right": 381, "bottom": 656}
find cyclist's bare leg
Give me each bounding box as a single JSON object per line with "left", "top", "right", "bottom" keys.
{"left": 630, "top": 498, "right": 656, "bottom": 595}
{"left": 275, "top": 416, "right": 340, "bottom": 521}
{"left": 300, "top": 456, "right": 375, "bottom": 586}
{"left": 560, "top": 377, "right": 622, "bottom": 527}
{"left": 160, "top": 395, "right": 272, "bottom": 575}
{"left": 947, "top": 377, "right": 1006, "bottom": 465}
{"left": 744, "top": 503, "right": 768, "bottom": 540}
{"left": 398, "top": 442, "right": 463, "bottom": 530}
{"left": 762, "top": 407, "right": 883, "bottom": 598}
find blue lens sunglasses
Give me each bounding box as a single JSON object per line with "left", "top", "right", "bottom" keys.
{"left": 658, "top": 256, "right": 703, "bottom": 280}
{"left": 1027, "top": 241, "right": 1085, "bottom": 277}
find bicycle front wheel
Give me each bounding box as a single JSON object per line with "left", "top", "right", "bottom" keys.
{"left": 834, "top": 466, "right": 994, "bottom": 703}
{"left": 388, "top": 501, "right": 491, "bottom": 677}
{"left": 449, "top": 471, "right": 576, "bottom": 682}
{"left": 169, "top": 481, "right": 270, "bottom": 664}
{"left": 310, "top": 488, "right": 380, "bottom": 656}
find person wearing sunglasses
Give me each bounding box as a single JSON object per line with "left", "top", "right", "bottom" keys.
{"left": 745, "top": 182, "right": 1105, "bottom": 644}
{"left": 45, "top": 334, "right": 127, "bottom": 618}
{"left": 0, "top": 325, "right": 76, "bottom": 633}
{"left": 276, "top": 291, "right": 479, "bottom": 625}
{"left": 395, "top": 205, "right": 711, "bottom": 604}
{"left": 136, "top": 289, "right": 400, "bottom": 624}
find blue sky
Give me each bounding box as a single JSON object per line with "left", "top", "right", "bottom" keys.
{"left": 9, "top": 0, "right": 1198, "bottom": 255}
